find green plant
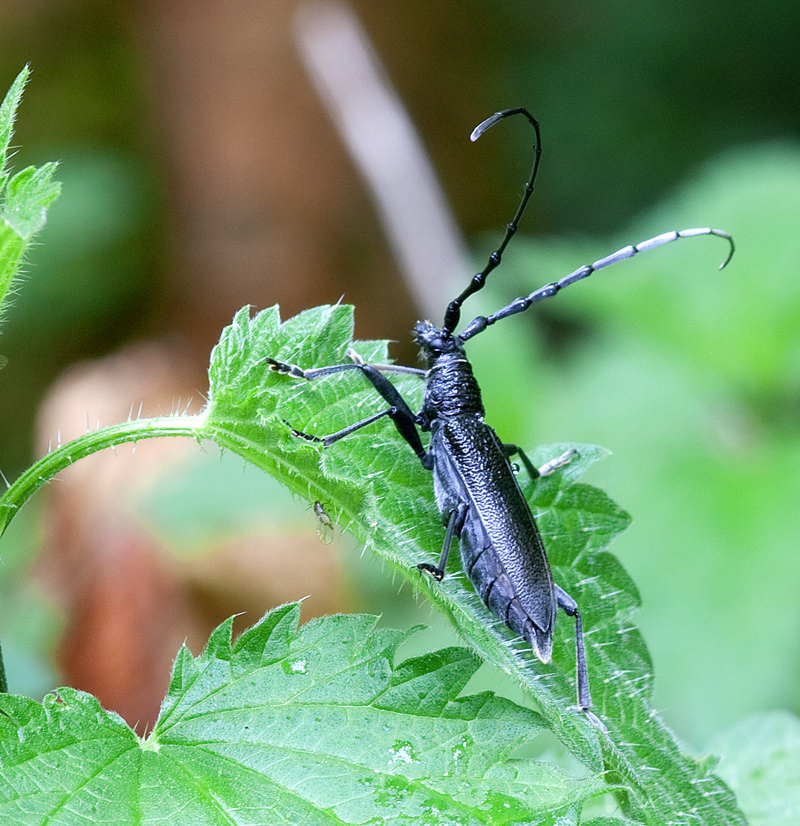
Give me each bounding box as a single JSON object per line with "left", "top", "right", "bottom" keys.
{"left": 0, "top": 67, "right": 60, "bottom": 329}
{"left": 0, "top": 68, "right": 795, "bottom": 826}
{"left": 0, "top": 298, "right": 744, "bottom": 825}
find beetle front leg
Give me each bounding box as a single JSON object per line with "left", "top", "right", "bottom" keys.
{"left": 266, "top": 357, "right": 364, "bottom": 381}
{"left": 266, "top": 358, "right": 418, "bottom": 448}
{"left": 266, "top": 358, "right": 433, "bottom": 470}
{"left": 268, "top": 356, "right": 430, "bottom": 465}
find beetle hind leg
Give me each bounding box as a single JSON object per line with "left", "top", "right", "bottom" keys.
{"left": 555, "top": 585, "right": 591, "bottom": 711}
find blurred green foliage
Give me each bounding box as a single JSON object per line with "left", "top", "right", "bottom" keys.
{"left": 0, "top": 146, "right": 160, "bottom": 473}
{"left": 0, "top": 502, "right": 60, "bottom": 701}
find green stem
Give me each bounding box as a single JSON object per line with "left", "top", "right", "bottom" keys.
{"left": 0, "top": 414, "right": 206, "bottom": 538}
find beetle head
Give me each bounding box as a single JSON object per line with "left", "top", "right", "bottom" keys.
{"left": 413, "top": 321, "right": 464, "bottom": 363}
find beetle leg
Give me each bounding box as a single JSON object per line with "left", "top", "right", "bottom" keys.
{"left": 504, "top": 445, "right": 577, "bottom": 479}
{"left": 268, "top": 357, "right": 429, "bottom": 464}
{"left": 417, "top": 502, "right": 468, "bottom": 581}
{"left": 352, "top": 362, "right": 429, "bottom": 463}
{"left": 537, "top": 448, "right": 578, "bottom": 477}
{"left": 555, "top": 584, "right": 591, "bottom": 711}
{"left": 345, "top": 347, "right": 426, "bottom": 377}
{"left": 288, "top": 408, "right": 396, "bottom": 446}
{"left": 266, "top": 357, "right": 364, "bottom": 380}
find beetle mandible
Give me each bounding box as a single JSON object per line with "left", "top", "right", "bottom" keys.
{"left": 267, "top": 108, "right": 734, "bottom": 716}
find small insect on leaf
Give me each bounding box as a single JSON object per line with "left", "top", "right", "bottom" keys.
{"left": 313, "top": 500, "right": 335, "bottom": 544}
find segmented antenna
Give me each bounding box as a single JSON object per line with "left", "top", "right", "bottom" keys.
{"left": 458, "top": 227, "right": 734, "bottom": 342}
{"left": 442, "top": 108, "right": 541, "bottom": 334}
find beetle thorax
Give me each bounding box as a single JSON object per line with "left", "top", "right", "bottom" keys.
{"left": 414, "top": 322, "right": 485, "bottom": 419}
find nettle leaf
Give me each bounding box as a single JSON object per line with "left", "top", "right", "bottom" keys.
{"left": 0, "top": 302, "right": 747, "bottom": 823}
{"left": 0, "top": 67, "right": 60, "bottom": 320}
{"left": 0, "top": 603, "right": 605, "bottom": 825}
{"left": 203, "top": 304, "right": 747, "bottom": 825}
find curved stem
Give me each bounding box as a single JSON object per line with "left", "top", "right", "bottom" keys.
{"left": 0, "top": 414, "right": 206, "bottom": 538}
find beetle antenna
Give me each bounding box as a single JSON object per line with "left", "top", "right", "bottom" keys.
{"left": 458, "top": 227, "right": 735, "bottom": 342}
{"left": 442, "top": 107, "right": 541, "bottom": 334}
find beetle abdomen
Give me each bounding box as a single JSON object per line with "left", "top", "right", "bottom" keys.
{"left": 462, "top": 529, "right": 555, "bottom": 663}
{"left": 430, "top": 417, "right": 557, "bottom": 663}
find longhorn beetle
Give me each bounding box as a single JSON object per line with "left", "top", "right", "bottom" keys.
{"left": 267, "top": 108, "right": 734, "bottom": 716}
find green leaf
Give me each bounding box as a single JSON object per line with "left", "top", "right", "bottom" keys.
{"left": 201, "top": 304, "right": 747, "bottom": 824}
{"left": 0, "top": 604, "right": 606, "bottom": 825}
{"left": 2, "top": 162, "right": 60, "bottom": 241}
{"left": 0, "top": 67, "right": 28, "bottom": 178}
{"left": 0, "top": 67, "right": 61, "bottom": 321}
{"left": 0, "top": 300, "right": 749, "bottom": 822}
{"left": 0, "top": 689, "right": 139, "bottom": 823}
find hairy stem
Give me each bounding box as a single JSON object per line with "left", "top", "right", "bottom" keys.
{"left": 0, "top": 414, "right": 205, "bottom": 538}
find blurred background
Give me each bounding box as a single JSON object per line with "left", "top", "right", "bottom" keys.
{"left": 0, "top": 0, "right": 799, "bottom": 751}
